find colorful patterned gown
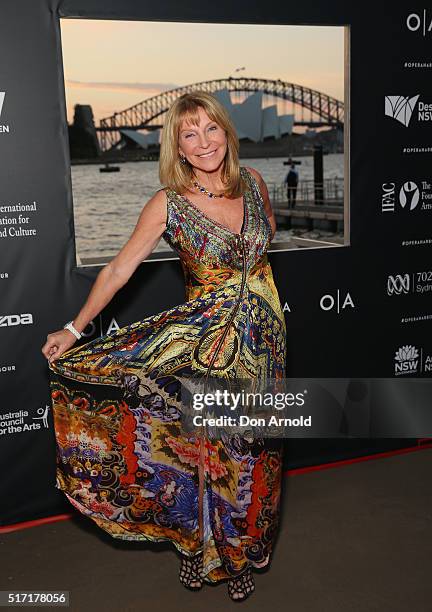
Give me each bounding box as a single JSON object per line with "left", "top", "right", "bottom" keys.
{"left": 48, "top": 166, "right": 287, "bottom": 583}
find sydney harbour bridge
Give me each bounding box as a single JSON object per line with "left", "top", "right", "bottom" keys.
{"left": 97, "top": 77, "right": 344, "bottom": 152}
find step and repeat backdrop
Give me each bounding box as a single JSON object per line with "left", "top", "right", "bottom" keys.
{"left": 0, "top": 0, "right": 431, "bottom": 524}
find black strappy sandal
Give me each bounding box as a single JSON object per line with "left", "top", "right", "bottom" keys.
{"left": 227, "top": 567, "right": 255, "bottom": 601}
{"left": 178, "top": 552, "right": 204, "bottom": 590}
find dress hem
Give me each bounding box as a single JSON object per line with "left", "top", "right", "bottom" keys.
{"left": 59, "top": 487, "right": 271, "bottom": 584}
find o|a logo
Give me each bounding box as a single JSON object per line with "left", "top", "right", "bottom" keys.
{"left": 0, "top": 92, "right": 5, "bottom": 117}
{"left": 406, "top": 12, "right": 432, "bottom": 35}
{"left": 320, "top": 290, "right": 355, "bottom": 313}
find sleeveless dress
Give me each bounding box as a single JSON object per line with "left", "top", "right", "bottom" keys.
{"left": 48, "top": 166, "right": 287, "bottom": 583}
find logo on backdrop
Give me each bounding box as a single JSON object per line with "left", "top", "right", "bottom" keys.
{"left": 381, "top": 181, "right": 432, "bottom": 213}
{"left": 384, "top": 94, "right": 432, "bottom": 128}
{"left": 319, "top": 290, "right": 355, "bottom": 313}
{"left": 385, "top": 95, "right": 420, "bottom": 127}
{"left": 78, "top": 316, "right": 123, "bottom": 339}
{"left": 0, "top": 313, "right": 33, "bottom": 327}
{"left": 394, "top": 344, "right": 432, "bottom": 375}
{"left": 399, "top": 181, "right": 421, "bottom": 209}
{"left": 406, "top": 11, "right": 432, "bottom": 36}
{"left": 0, "top": 91, "right": 9, "bottom": 133}
{"left": 387, "top": 271, "right": 432, "bottom": 296}
{"left": 387, "top": 274, "right": 410, "bottom": 295}
{"left": 0, "top": 404, "right": 50, "bottom": 436}
{"left": 395, "top": 345, "right": 419, "bottom": 375}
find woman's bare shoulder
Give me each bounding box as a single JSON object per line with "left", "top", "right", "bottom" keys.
{"left": 150, "top": 187, "right": 169, "bottom": 203}
{"left": 140, "top": 187, "right": 168, "bottom": 218}
{"left": 244, "top": 166, "right": 264, "bottom": 184}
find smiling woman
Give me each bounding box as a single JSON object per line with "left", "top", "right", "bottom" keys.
{"left": 45, "top": 90, "right": 287, "bottom": 603}
{"left": 160, "top": 91, "right": 247, "bottom": 200}
{"left": 159, "top": 93, "right": 274, "bottom": 237}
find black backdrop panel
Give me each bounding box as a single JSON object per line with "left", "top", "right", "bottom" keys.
{"left": 0, "top": 0, "right": 430, "bottom": 525}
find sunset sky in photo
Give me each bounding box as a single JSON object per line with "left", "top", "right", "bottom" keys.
{"left": 60, "top": 19, "right": 345, "bottom": 125}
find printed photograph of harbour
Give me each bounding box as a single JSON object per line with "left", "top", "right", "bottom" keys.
{"left": 59, "top": 19, "right": 347, "bottom": 265}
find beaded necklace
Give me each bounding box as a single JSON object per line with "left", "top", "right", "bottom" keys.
{"left": 191, "top": 179, "right": 225, "bottom": 199}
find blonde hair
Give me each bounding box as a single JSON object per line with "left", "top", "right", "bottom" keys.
{"left": 159, "top": 91, "right": 248, "bottom": 198}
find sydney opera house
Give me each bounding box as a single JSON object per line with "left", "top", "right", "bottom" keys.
{"left": 69, "top": 85, "right": 342, "bottom": 160}
{"left": 119, "top": 88, "right": 295, "bottom": 150}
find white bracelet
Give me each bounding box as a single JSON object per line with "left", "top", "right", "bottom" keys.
{"left": 63, "top": 320, "right": 82, "bottom": 339}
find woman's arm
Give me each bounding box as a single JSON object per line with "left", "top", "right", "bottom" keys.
{"left": 245, "top": 167, "right": 276, "bottom": 239}
{"left": 71, "top": 188, "right": 168, "bottom": 334}
{"left": 42, "top": 189, "right": 168, "bottom": 362}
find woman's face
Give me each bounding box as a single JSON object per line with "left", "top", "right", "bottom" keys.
{"left": 178, "top": 106, "right": 227, "bottom": 173}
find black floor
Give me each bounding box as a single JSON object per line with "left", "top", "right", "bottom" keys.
{"left": 2, "top": 448, "right": 432, "bottom": 612}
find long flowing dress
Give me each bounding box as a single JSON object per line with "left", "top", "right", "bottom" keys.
{"left": 48, "top": 166, "right": 287, "bottom": 583}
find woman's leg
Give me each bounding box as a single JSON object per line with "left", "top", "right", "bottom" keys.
{"left": 227, "top": 567, "right": 255, "bottom": 601}
{"left": 178, "top": 551, "right": 204, "bottom": 590}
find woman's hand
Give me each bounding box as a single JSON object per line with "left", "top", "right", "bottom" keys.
{"left": 40, "top": 190, "right": 168, "bottom": 367}
{"left": 41, "top": 329, "right": 78, "bottom": 364}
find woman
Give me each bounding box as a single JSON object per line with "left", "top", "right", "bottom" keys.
{"left": 42, "top": 91, "right": 287, "bottom": 602}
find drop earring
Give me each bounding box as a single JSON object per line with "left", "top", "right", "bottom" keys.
{"left": 180, "top": 154, "right": 187, "bottom": 165}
